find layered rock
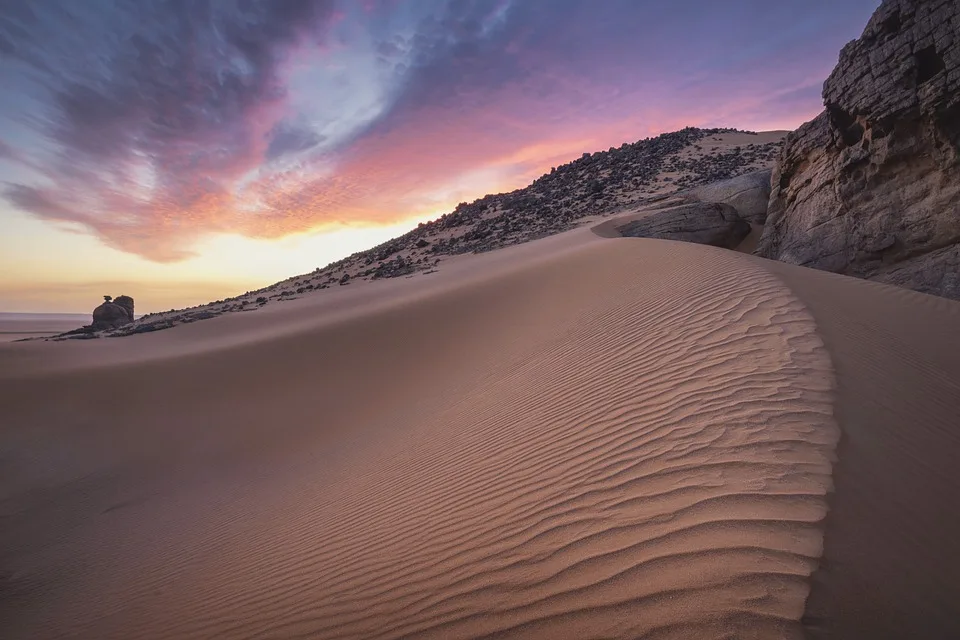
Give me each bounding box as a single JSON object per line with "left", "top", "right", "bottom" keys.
{"left": 681, "top": 169, "right": 772, "bottom": 224}
{"left": 757, "top": 0, "right": 960, "bottom": 299}
{"left": 616, "top": 202, "right": 751, "bottom": 249}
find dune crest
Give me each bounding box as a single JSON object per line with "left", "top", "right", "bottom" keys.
{"left": 0, "top": 236, "right": 839, "bottom": 639}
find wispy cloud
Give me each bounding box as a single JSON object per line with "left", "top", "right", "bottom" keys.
{"left": 0, "top": 0, "right": 879, "bottom": 262}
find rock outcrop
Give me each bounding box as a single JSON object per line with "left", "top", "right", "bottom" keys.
{"left": 91, "top": 295, "right": 134, "bottom": 331}
{"left": 616, "top": 202, "right": 751, "bottom": 249}
{"left": 113, "top": 295, "right": 134, "bottom": 320}
{"left": 681, "top": 169, "right": 772, "bottom": 224}
{"left": 757, "top": 0, "right": 960, "bottom": 299}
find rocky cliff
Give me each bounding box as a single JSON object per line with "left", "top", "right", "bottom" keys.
{"left": 757, "top": 0, "right": 960, "bottom": 299}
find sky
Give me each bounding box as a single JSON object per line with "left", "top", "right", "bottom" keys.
{"left": 0, "top": 0, "right": 880, "bottom": 313}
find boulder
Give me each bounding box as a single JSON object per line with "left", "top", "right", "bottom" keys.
{"left": 91, "top": 295, "right": 134, "bottom": 331}
{"left": 616, "top": 202, "right": 751, "bottom": 249}
{"left": 681, "top": 169, "right": 772, "bottom": 224}
{"left": 113, "top": 295, "right": 134, "bottom": 320}
{"left": 757, "top": 0, "right": 960, "bottom": 299}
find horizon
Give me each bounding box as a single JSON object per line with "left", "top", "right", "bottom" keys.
{"left": 1, "top": 0, "right": 880, "bottom": 313}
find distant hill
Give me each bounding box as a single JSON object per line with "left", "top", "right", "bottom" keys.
{"left": 57, "top": 126, "right": 786, "bottom": 338}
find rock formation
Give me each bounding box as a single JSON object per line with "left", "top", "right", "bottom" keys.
{"left": 648, "top": 169, "right": 773, "bottom": 224}
{"left": 757, "top": 0, "right": 960, "bottom": 299}
{"left": 113, "top": 295, "right": 134, "bottom": 320}
{"left": 91, "top": 295, "right": 134, "bottom": 331}
{"left": 616, "top": 203, "right": 751, "bottom": 249}
{"left": 682, "top": 169, "right": 772, "bottom": 224}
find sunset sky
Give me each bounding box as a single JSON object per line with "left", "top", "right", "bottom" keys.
{"left": 1, "top": 0, "right": 879, "bottom": 313}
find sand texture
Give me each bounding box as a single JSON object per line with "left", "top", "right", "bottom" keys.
{"left": 766, "top": 261, "right": 960, "bottom": 639}
{"left": 2, "top": 225, "right": 958, "bottom": 638}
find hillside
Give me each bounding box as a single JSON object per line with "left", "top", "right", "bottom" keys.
{"left": 60, "top": 127, "right": 784, "bottom": 338}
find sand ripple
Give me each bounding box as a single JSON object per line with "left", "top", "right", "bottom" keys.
{"left": 0, "top": 238, "right": 837, "bottom": 639}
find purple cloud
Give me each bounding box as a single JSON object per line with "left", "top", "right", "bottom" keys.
{"left": 266, "top": 120, "right": 326, "bottom": 161}
{"left": 1, "top": 0, "right": 339, "bottom": 260}
{"left": 0, "top": 0, "right": 880, "bottom": 262}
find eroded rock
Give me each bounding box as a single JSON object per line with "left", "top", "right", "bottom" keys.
{"left": 681, "top": 169, "right": 772, "bottom": 224}
{"left": 617, "top": 202, "right": 751, "bottom": 249}
{"left": 91, "top": 295, "right": 134, "bottom": 331}
{"left": 757, "top": 0, "right": 960, "bottom": 299}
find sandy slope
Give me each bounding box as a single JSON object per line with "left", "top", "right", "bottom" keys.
{"left": 764, "top": 262, "right": 960, "bottom": 639}
{"left": 1, "top": 224, "right": 957, "bottom": 639}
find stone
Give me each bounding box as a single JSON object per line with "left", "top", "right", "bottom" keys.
{"left": 90, "top": 295, "right": 135, "bottom": 331}
{"left": 757, "top": 0, "right": 960, "bottom": 299}
{"left": 113, "top": 295, "right": 134, "bottom": 320}
{"left": 681, "top": 169, "right": 772, "bottom": 224}
{"left": 873, "top": 243, "right": 960, "bottom": 298}
{"left": 616, "top": 202, "right": 751, "bottom": 249}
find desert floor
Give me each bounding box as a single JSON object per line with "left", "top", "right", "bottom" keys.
{"left": 1, "top": 221, "right": 958, "bottom": 639}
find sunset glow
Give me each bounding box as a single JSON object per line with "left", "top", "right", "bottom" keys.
{"left": 0, "top": 0, "right": 879, "bottom": 312}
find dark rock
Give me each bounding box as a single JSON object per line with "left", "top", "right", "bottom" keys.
{"left": 59, "top": 326, "right": 99, "bottom": 339}
{"left": 757, "top": 0, "right": 960, "bottom": 299}
{"left": 91, "top": 295, "right": 134, "bottom": 331}
{"left": 616, "top": 202, "right": 751, "bottom": 249}
{"left": 680, "top": 169, "right": 772, "bottom": 224}
{"left": 113, "top": 295, "right": 134, "bottom": 319}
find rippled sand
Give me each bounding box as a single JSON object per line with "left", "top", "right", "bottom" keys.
{"left": 2, "top": 225, "right": 958, "bottom": 639}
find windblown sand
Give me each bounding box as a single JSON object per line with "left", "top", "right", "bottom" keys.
{"left": 1, "top": 225, "right": 958, "bottom": 639}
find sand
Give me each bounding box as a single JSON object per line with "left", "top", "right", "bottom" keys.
{"left": 1, "top": 222, "right": 958, "bottom": 639}
{"left": 765, "top": 262, "right": 960, "bottom": 639}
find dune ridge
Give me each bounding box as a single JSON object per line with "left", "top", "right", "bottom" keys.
{"left": 764, "top": 261, "right": 960, "bottom": 639}
{"left": 0, "top": 234, "right": 840, "bottom": 639}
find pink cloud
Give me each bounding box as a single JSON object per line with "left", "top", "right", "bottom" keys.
{"left": 0, "top": 0, "right": 879, "bottom": 263}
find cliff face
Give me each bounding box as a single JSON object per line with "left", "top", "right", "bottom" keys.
{"left": 757, "top": 0, "right": 960, "bottom": 299}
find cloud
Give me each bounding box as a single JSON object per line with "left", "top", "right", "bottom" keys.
{"left": 0, "top": 138, "right": 17, "bottom": 159}
{"left": 265, "top": 120, "right": 326, "bottom": 161}
{"left": 1, "top": 0, "right": 339, "bottom": 261}
{"left": 0, "top": 0, "right": 880, "bottom": 262}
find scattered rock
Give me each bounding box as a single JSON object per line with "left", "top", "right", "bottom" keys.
{"left": 757, "top": 0, "right": 960, "bottom": 299}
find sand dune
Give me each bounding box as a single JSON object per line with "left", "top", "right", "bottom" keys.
{"left": 765, "top": 262, "right": 960, "bottom": 639}
{"left": 1, "top": 225, "right": 958, "bottom": 638}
